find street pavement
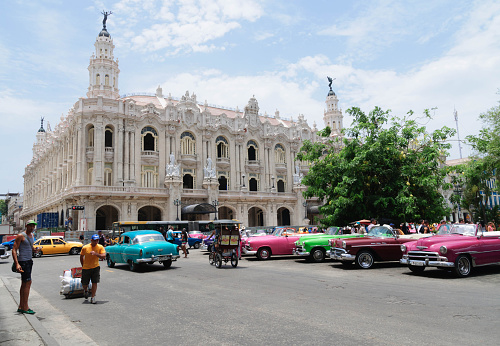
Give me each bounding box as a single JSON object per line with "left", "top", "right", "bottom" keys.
{"left": 1, "top": 248, "right": 500, "bottom": 345}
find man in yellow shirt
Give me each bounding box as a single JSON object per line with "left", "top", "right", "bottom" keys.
{"left": 80, "top": 234, "right": 106, "bottom": 304}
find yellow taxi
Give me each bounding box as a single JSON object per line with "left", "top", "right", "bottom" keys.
{"left": 33, "top": 237, "right": 83, "bottom": 257}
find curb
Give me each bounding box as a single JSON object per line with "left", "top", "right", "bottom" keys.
{"left": 1, "top": 276, "right": 59, "bottom": 346}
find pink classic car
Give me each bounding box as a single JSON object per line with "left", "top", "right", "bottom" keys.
{"left": 243, "top": 227, "right": 317, "bottom": 260}
{"left": 400, "top": 223, "right": 500, "bottom": 277}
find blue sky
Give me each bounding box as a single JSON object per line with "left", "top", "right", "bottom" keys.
{"left": 1, "top": 0, "right": 500, "bottom": 194}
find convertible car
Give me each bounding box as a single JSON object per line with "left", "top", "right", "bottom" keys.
{"left": 293, "top": 227, "right": 365, "bottom": 262}
{"left": 106, "top": 230, "right": 180, "bottom": 271}
{"left": 243, "top": 227, "right": 318, "bottom": 260}
{"left": 400, "top": 224, "right": 500, "bottom": 277}
{"left": 329, "top": 226, "right": 428, "bottom": 269}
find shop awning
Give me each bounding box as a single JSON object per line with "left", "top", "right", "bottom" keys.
{"left": 181, "top": 203, "right": 216, "bottom": 215}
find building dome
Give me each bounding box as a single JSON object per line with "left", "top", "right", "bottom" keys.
{"left": 328, "top": 89, "right": 336, "bottom": 96}
{"left": 98, "top": 28, "right": 110, "bottom": 37}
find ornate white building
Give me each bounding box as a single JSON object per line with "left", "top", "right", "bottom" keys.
{"left": 21, "top": 19, "right": 344, "bottom": 231}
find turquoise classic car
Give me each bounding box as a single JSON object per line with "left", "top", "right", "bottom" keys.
{"left": 106, "top": 230, "right": 180, "bottom": 271}
{"left": 293, "top": 227, "right": 365, "bottom": 262}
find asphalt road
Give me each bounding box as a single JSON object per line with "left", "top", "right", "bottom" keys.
{"left": 1, "top": 248, "right": 500, "bottom": 345}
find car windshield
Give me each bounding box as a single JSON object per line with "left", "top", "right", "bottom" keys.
{"left": 189, "top": 231, "right": 202, "bottom": 235}
{"left": 326, "top": 227, "right": 339, "bottom": 235}
{"left": 132, "top": 234, "right": 166, "bottom": 244}
{"left": 439, "top": 224, "right": 476, "bottom": 236}
{"left": 367, "top": 226, "right": 393, "bottom": 237}
{"left": 272, "top": 228, "right": 293, "bottom": 236}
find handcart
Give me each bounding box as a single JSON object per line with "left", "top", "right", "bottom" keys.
{"left": 209, "top": 226, "right": 240, "bottom": 268}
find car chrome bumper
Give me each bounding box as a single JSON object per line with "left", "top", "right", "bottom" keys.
{"left": 136, "top": 254, "right": 180, "bottom": 263}
{"left": 0, "top": 253, "right": 10, "bottom": 259}
{"left": 400, "top": 256, "right": 454, "bottom": 268}
{"left": 330, "top": 248, "right": 355, "bottom": 261}
{"left": 244, "top": 250, "right": 257, "bottom": 255}
{"left": 292, "top": 249, "right": 310, "bottom": 256}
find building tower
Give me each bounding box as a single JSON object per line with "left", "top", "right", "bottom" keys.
{"left": 323, "top": 82, "right": 343, "bottom": 136}
{"left": 87, "top": 13, "right": 120, "bottom": 99}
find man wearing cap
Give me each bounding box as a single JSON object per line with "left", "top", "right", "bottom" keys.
{"left": 80, "top": 234, "right": 106, "bottom": 304}
{"left": 12, "top": 220, "right": 39, "bottom": 314}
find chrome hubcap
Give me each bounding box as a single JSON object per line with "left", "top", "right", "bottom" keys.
{"left": 359, "top": 253, "right": 373, "bottom": 268}
{"left": 458, "top": 258, "right": 470, "bottom": 275}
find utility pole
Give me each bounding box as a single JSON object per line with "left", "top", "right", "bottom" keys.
{"left": 454, "top": 108, "right": 463, "bottom": 159}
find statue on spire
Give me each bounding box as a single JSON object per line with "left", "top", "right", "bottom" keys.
{"left": 101, "top": 10, "right": 113, "bottom": 29}
{"left": 327, "top": 76, "right": 335, "bottom": 91}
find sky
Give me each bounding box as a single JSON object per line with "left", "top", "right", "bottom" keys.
{"left": 1, "top": 0, "right": 500, "bottom": 195}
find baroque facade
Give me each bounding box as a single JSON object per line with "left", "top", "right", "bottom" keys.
{"left": 21, "top": 21, "right": 344, "bottom": 231}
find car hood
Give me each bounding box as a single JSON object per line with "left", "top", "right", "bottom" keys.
{"left": 297, "top": 234, "right": 364, "bottom": 245}
{"left": 410, "top": 234, "right": 473, "bottom": 248}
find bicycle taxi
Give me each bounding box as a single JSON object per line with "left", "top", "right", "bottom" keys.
{"left": 209, "top": 222, "right": 241, "bottom": 268}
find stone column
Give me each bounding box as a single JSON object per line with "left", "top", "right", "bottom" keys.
{"left": 117, "top": 122, "right": 124, "bottom": 185}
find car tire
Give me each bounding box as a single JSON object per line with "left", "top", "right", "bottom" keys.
{"left": 209, "top": 251, "right": 215, "bottom": 265}
{"left": 231, "top": 253, "right": 238, "bottom": 267}
{"left": 193, "top": 242, "right": 201, "bottom": 249}
{"left": 408, "top": 264, "right": 425, "bottom": 273}
{"left": 257, "top": 247, "right": 271, "bottom": 260}
{"left": 454, "top": 254, "right": 472, "bottom": 277}
{"left": 163, "top": 259, "right": 172, "bottom": 269}
{"left": 69, "top": 247, "right": 80, "bottom": 255}
{"left": 215, "top": 253, "right": 223, "bottom": 268}
{"left": 309, "top": 248, "right": 326, "bottom": 263}
{"left": 33, "top": 250, "right": 42, "bottom": 258}
{"left": 106, "top": 255, "right": 115, "bottom": 268}
{"left": 128, "top": 260, "right": 139, "bottom": 272}
{"left": 355, "top": 250, "right": 374, "bottom": 269}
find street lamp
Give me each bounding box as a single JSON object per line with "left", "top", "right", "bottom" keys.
{"left": 302, "top": 201, "right": 308, "bottom": 220}
{"left": 173, "top": 199, "right": 181, "bottom": 221}
{"left": 212, "top": 200, "right": 219, "bottom": 220}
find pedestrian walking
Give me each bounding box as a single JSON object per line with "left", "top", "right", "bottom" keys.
{"left": 80, "top": 234, "right": 106, "bottom": 304}
{"left": 181, "top": 228, "right": 189, "bottom": 258}
{"left": 166, "top": 226, "right": 175, "bottom": 244}
{"left": 12, "top": 220, "right": 39, "bottom": 314}
{"left": 97, "top": 230, "right": 106, "bottom": 246}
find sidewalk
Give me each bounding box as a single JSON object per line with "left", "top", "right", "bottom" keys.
{"left": 0, "top": 276, "right": 97, "bottom": 346}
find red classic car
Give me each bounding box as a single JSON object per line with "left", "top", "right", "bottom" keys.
{"left": 400, "top": 224, "right": 500, "bottom": 277}
{"left": 329, "top": 226, "right": 427, "bottom": 269}
{"left": 243, "top": 227, "right": 317, "bottom": 260}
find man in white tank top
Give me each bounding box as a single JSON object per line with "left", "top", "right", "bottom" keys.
{"left": 12, "top": 220, "right": 38, "bottom": 314}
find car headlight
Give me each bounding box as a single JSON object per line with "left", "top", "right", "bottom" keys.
{"left": 342, "top": 241, "right": 346, "bottom": 249}
{"left": 400, "top": 244, "right": 406, "bottom": 252}
{"left": 440, "top": 246, "right": 447, "bottom": 255}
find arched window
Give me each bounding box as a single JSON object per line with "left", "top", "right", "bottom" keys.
{"left": 87, "top": 163, "right": 93, "bottom": 185}
{"left": 105, "top": 126, "right": 113, "bottom": 147}
{"left": 104, "top": 164, "right": 112, "bottom": 186}
{"left": 88, "top": 126, "right": 95, "bottom": 147}
{"left": 216, "top": 136, "right": 229, "bottom": 158}
{"left": 141, "top": 126, "right": 158, "bottom": 151}
{"left": 275, "top": 144, "right": 286, "bottom": 164}
{"left": 181, "top": 132, "right": 196, "bottom": 155}
{"left": 249, "top": 178, "right": 258, "bottom": 191}
{"left": 141, "top": 166, "right": 158, "bottom": 188}
{"left": 183, "top": 174, "right": 194, "bottom": 189}
{"left": 247, "top": 140, "right": 258, "bottom": 161}
{"left": 218, "top": 175, "right": 228, "bottom": 190}
{"left": 277, "top": 179, "right": 285, "bottom": 192}
{"left": 105, "top": 74, "right": 110, "bottom": 86}
{"left": 96, "top": 74, "right": 100, "bottom": 85}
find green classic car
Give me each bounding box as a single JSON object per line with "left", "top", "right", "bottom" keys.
{"left": 293, "top": 227, "right": 365, "bottom": 262}
{"left": 106, "top": 230, "right": 180, "bottom": 271}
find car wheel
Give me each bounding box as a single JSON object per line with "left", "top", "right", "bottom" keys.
{"left": 106, "top": 255, "right": 115, "bottom": 268}
{"left": 69, "top": 247, "right": 80, "bottom": 255}
{"left": 209, "top": 251, "right": 215, "bottom": 265}
{"left": 454, "top": 255, "right": 472, "bottom": 277}
{"left": 355, "top": 250, "right": 374, "bottom": 269}
{"left": 128, "top": 260, "right": 139, "bottom": 272}
{"left": 257, "top": 247, "right": 271, "bottom": 260}
{"left": 193, "top": 242, "right": 201, "bottom": 249}
{"left": 163, "top": 259, "right": 172, "bottom": 269}
{"left": 33, "top": 250, "right": 42, "bottom": 258}
{"left": 231, "top": 253, "right": 238, "bottom": 267}
{"left": 215, "top": 253, "right": 223, "bottom": 268}
{"left": 310, "top": 248, "right": 325, "bottom": 263}
{"left": 408, "top": 264, "right": 425, "bottom": 273}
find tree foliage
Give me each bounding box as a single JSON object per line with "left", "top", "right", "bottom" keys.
{"left": 297, "top": 107, "right": 455, "bottom": 226}
{"left": 0, "top": 199, "right": 7, "bottom": 220}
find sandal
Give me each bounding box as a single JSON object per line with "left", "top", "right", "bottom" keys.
{"left": 19, "top": 309, "right": 36, "bottom": 314}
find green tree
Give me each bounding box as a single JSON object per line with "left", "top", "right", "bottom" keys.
{"left": 0, "top": 199, "right": 7, "bottom": 221}
{"left": 297, "top": 107, "right": 455, "bottom": 226}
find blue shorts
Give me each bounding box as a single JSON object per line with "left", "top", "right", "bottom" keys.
{"left": 19, "top": 260, "right": 33, "bottom": 282}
